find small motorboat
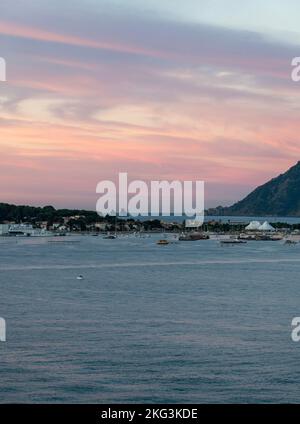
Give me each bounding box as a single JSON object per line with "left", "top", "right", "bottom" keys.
{"left": 220, "top": 239, "right": 247, "bottom": 245}
{"left": 77, "top": 275, "right": 84, "bottom": 280}
{"left": 285, "top": 239, "right": 297, "bottom": 245}
{"left": 103, "top": 234, "right": 117, "bottom": 239}
{"left": 157, "top": 239, "right": 169, "bottom": 245}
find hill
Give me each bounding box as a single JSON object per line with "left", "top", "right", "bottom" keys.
{"left": 207, "top": 161, "right": 300, "bottom": 216}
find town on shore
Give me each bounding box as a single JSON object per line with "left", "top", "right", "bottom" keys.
{"left": 1, "top": 203, "right": 300, "bottom": 240}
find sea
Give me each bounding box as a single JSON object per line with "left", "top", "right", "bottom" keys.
{"left": 1, "top": 230, "right": 300, "bottom": 403}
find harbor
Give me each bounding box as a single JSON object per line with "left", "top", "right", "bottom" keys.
{"left": 2, "top": 219, "right": 300, "bottom": 246}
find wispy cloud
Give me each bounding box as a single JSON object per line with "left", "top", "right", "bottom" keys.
{"left": 0, "top": 1, "right": 300, "bottom": 207}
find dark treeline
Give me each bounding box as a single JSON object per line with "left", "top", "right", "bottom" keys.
{"left": 0, "top": 203, "right": 167, "bottom": 231}
{"left": 0, "top": 203, "right": 101, "bottom": 224}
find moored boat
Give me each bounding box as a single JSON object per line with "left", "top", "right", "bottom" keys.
{"left": 220, "top": 239, "right": 247, "bottom": 244}
{"left": 284, "top": 239, "right": 297, "bottom": 245}
{"left": 179, "top": 232, "right": 209, "bottom": 241}
{"left": 157, "top": 239, "right": 169, "bottom": 245}
{"left": 103, "top": 234, "right": 117, "bottom": 239}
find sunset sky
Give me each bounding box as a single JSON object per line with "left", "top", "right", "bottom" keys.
{"left": 1, "top": 0, "right": 300, "bottom": 209}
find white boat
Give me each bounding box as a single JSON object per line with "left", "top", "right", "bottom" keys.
{"left": 220, "top": 239, "right": 247, "bottom": 245}
{"left": 8, "top": 224, "right": 54, "bottom": 237}
{"left": 9, "top": 224, "right": 35, "bottom": 236}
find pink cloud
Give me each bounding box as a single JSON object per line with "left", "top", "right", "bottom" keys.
{"left": 1, "top": 12, "right": 300, "bottom": 208}
{"left": 0, "top": 20, "right": 163, "bottom": 58}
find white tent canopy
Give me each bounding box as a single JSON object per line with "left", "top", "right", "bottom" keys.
{"left": 258, "top": 221, "right": 275, "bottom": 231}
{"left": 245, "top": 221, "right": 261, "bottom": 230}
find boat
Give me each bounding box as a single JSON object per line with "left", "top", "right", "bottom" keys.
{"left": 77, "top": 275, "right": 84, "bottom": 280}
{"left": 8, "top": 224, "right": 35, "bottom": 236}
{"left": 238, "top": 233, "right": 256, "bottom": 241}
{"left": 103, "top": 234, "right": 117, "bottom": 239}
{"left": 157, "top": 239, "right": 169, "bottom": 245}
{"left": 8, "top": 224, "right": 54, "bottom": 237}
{"left": 285, "top": 239, "right": 297, "bottom": 245}
{"left": 179, "top": 232, "right": 209, "bottom": 241}
{"left": 220, "top": 239, "right": 247, "bottom": 245}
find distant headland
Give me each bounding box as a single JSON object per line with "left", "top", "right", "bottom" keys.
{"left": 207, "top": 161, "right": 300, "bottom": 217}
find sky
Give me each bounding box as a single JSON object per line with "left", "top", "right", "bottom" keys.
{"left": 1, "top": 0, "right": 300, "bottom": 209}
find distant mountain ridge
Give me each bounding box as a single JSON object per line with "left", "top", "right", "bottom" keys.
{"left": 207, "top": 161, "right": 300, "bottom": 217}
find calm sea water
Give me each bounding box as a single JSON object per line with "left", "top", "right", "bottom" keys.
{"left": 1, "top": 235, "right": 300, "bottom": 403}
